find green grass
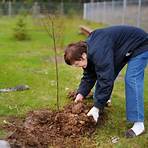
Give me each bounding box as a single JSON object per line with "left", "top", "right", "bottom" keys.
{"left": 0, "top": 15, "right": 103, "bottom": 115}
{"left": 0, "top": 15, "right": 148, "bottom": 147}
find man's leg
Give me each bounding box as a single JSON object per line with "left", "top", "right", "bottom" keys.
{"left": 125, "top": 51, "right": 148, "bottom": 137}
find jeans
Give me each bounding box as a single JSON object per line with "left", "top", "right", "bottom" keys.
{"left": 125, "top": 51, "right": 148, "bottom": 122}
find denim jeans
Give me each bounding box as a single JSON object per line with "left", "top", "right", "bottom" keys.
{"left": 125, "top": 51, "right": 148, "bottom": 122}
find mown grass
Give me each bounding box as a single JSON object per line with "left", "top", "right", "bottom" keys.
{"left": 0, "top": 15, "right": 148, "bottom": 147}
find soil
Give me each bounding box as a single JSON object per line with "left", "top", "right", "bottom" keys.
{"left": 67, "top": 90, "right": 93, "bottom": 100}
{"left": 2, "top": 102, "right": 107, "bottom": 148}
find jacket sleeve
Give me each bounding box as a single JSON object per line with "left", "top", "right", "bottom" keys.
{"left": 93, "top": 47, "right": 114, "bottom": 109}
{"left": 77, "top": 64, "right": 97, "bottom": 97}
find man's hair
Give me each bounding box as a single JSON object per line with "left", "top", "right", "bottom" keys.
{"left": 64, "top": 41, "right": 87, "bottom": 65}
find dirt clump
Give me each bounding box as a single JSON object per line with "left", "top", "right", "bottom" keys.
{"left": 67, "top": 90, "right": 93, "bottom": 100}
{"left": 3, "top": 102, "right": 107, "bottom": 148}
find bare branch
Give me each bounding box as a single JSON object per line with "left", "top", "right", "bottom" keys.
{"left": 40, "top": 14, "right": 60, "bottom": 111}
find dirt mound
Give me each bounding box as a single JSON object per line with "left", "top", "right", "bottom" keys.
{"left": 3, "top": 102, "right": 107, "bottom": 148}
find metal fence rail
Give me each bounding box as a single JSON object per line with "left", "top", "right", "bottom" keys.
{"left": 83, "top": 0, "right": 148, "bottom": 31}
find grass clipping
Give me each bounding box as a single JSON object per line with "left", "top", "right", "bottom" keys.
{"left": 4, "top": 102, "right": 107, "bottom": 147}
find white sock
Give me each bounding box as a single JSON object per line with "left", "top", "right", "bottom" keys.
{"left": 131, "top": 122, "right": 145, "bottom": 136}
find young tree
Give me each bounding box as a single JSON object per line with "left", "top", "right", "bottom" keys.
{"left": 41, "top": 15, "right": 60, "bottom": 111}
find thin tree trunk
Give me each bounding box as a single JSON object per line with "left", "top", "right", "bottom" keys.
{"left": 50, "top": 18, "right": 59, "bottom": 111}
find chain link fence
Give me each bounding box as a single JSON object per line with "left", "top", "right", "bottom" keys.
{"left": 83, "top": 0, "right": 148, "bottom": 31}
{"left": 1, "top": 1, "right": 148, "bottom": 31}
{"left": 0, "top": 1, "right": 83, "bottom": 17}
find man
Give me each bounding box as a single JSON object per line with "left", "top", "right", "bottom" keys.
{"left": 64, "top": 25, "right": 148, "bottom": 138}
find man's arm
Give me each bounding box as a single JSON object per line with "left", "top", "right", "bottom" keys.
{"left": 77, "top": 62, "right": 97, "bottom": 98}
{"left": 93, "top": 47, "right": 114, "bottom": 110}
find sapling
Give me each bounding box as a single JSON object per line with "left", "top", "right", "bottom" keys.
{"left": 41, "top": 15, "right": 59, "bottom": 111}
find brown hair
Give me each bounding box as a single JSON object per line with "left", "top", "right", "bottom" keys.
{"left": 64, "top": 41, "right": 87, "bottom": 65}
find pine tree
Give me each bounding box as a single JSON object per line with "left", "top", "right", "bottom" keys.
{"left": 13, "top": 16, "right": 30, "bottom": 41}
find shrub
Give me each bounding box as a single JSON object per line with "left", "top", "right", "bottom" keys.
{"left": 13, "top": 16, "right": 30, "bottom": 41}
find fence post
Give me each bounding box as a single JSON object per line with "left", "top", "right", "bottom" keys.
{"left": 8, "top": 1, "right": 12, "bottom": 16}
{"left": 90, "top": 2, "right": 94, "bottom": 21}
{"left": 111, "top": 0, "right": 115, "bottom": 24}
{"left": 112, "top": 0, "right": 115, "bottom": 12}
{"left": 60, "top": 1, "right": 64, "bottom": 15}
{"left": 137, "top": 0, "right": 141, "bottom": 27}
{"left": 83, "top": 3, "right": 87, "bottom": 20}
{"left": 122, "top": 0, "right": 127, "bottom": 24}
{"left": 103, "top": 1, "right": 106, "bottom": 24}
{"left": 32, "top": 2, "right": 40, "bottom": 18}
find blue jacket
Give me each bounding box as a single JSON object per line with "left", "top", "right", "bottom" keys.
{"left": 77, "top": 25, "right": 148, "bottom": 109}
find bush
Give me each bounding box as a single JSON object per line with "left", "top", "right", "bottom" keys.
{"left": 13, "top": 16, "right": 30, "bottom": 41}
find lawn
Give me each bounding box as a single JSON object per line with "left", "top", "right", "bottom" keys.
{"left": 0, "top": 15, "right": 148, "bottom": 147}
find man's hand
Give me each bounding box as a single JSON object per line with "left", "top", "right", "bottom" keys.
{"left": 87, "top": 106, "right": 99, "bottom": 122}
{"left": 74, "top": 93, "right": 84, "bottom": 103}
